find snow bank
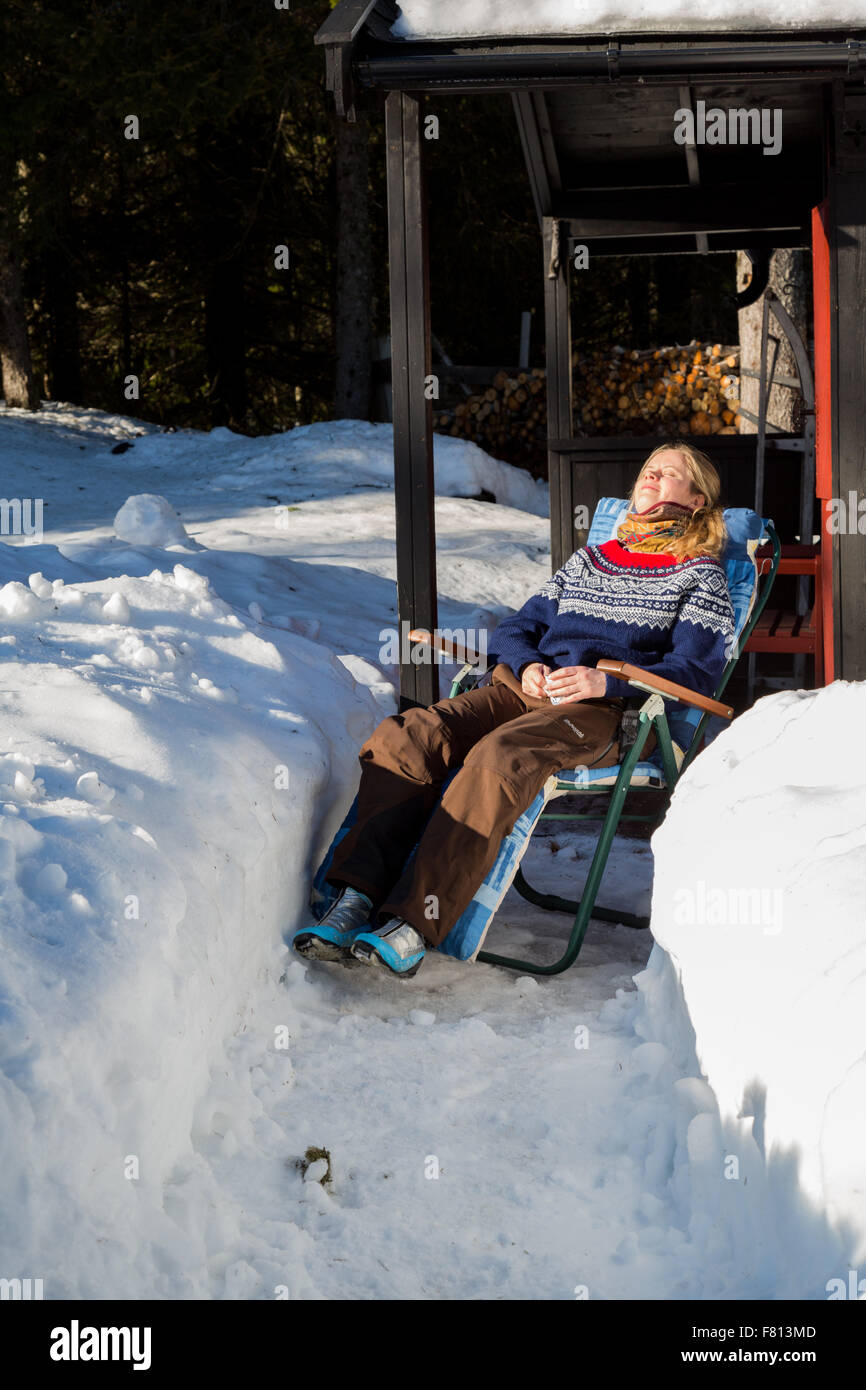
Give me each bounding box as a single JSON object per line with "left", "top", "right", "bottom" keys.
{"left": 628, "top": 681, "right": 866, "bottom": 1295}
{"left": 0, "top": 549, "right": 385, "bottom": 1296}
{"left": 391, "top": 0, "right": 865, "bottom": 39}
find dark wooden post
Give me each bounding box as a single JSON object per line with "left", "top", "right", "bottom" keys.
{"left": 385, "top": 90, "right": 438, "bottom": 710}
{"left": 826, "top": 81, "right": 866, "bottom": 681}
{"left": 543, "top": 217, "right": 574, "bottom": 573}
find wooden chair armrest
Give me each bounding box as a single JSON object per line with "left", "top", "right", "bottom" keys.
{"left": 596, "top": 660, "right": 734, "bottom": 720}
{"left": 408, "top": 628, "right": 489, "bottom": 668}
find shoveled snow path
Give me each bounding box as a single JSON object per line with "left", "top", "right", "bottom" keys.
{"left": 185, "top": 829, "right": 713, "bottom": 1301}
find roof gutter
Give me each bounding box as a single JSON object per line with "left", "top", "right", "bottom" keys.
{"left": 354, "top": 35, "right": 866, "bottom": 90}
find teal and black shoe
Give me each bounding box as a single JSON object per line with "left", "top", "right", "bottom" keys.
{"left": 292, "top": 887, "right": 374, "bottom": 962}
{"left": 350, "top": 917, "right": 427, "bottom": 978}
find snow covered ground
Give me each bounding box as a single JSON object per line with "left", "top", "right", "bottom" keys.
{"left": 0, "top": 403, "right": 860, "bottom": 1299}
{"left": 390, "top": 0, "right": 866, "bottom": 40}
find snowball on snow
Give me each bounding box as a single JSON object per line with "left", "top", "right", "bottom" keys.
{"left": 28, "top": 573, "right": 54, "bottom": 600}
{"left": 102, "top": 592, "right": 131, "bottom": 624}
{"left": 76, "top": 772, "right": 116, "bottom": 805}
{"left": 35, "top": 862, "right": 68, "bottom": 896}
{"left": 0, "top": 581, "right": 43, "bottom": 620}
{"left": 302, "top": 1158, "right": 329, "bottom": 1184}
{"left": 0, "top": 754, "right": 36, "bottom": 786}
{"left": 131, "top": 646, "right": 160, "bottom": 670}
{"left": 172, "top": 564, "right": 210, "bottom": 595}
{"left": 113, "top": 494, "right": 190, "bottom": 547}
{"left": 12, "top": 770, "right": 37, "bottom": 800}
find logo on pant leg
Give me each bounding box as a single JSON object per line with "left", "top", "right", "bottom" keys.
{"left": 562, "top": 718, "right": 584, "bottom": 739}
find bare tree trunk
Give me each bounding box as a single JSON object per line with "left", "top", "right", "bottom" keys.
{"left": 0, "top": 238, "right": 39, "bottom": 410}
{"left": 736, "top": 249, "right": 809, "bottom": 434}
{"left": 334, "top": 108, "right": 372, "bottom": 420}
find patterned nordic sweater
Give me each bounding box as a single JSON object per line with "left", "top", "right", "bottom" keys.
{"left": 487, "top": 539, "right": 735, "bottom": 701}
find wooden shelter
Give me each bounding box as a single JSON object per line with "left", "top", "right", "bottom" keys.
{"left": 315, "top": 2, "right": 866, "bottom": 710}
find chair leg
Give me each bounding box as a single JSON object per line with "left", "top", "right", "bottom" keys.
{"left": 478, "top": 718, "right": 655, "bottom": 975}
{"left": 512, "top": 866, "right": 649, "bottom": 931}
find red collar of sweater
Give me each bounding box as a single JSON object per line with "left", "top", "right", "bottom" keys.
{"left": 596, "top": 538, "right": 681, "bottom": 568}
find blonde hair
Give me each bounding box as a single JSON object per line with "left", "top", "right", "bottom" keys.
{"left": 629, "top": 441, "right": 727, "bottom": 560}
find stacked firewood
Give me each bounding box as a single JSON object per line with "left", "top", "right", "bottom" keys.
{"left": 575, "top": 342, "right": 742, "bottom": 436}
{"left": 434, "top": 341, "right": 742, "bottom": 474}
{"left": 434, "top": 367, "right": 547, "bottom": 462}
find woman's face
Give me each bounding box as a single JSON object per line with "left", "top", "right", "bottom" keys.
{"left": 633, "top": 451, "right": 706, "bottom": 513}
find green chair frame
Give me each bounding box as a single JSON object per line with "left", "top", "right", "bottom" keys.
{"left": 414, "top": 521, "right": 781, "bottom": 976}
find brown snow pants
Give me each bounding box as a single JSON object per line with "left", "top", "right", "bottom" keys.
{"left": 326, "top": 662, "right": 652, "bottom": 948}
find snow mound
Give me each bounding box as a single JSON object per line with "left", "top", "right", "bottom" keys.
{"left": 0, "top": 559, "right": 384, "bottom": 1296}
{"left": 114, "top": 493, "right": 190, "bottom": 547}
{"left": 633, "top": 680, "right": 866, "bottom": 1293}
{"left": 195, "top": 417, "right": 549, "bottom": 518}
{"left": 0, "top": 580, "right": 44, "bottom": 619}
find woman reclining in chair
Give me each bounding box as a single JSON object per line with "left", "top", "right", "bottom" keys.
{"left": 293, "top": 441, "right": 735, "bottom": 978}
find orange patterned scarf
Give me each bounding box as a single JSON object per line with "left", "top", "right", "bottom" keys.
{"left": 616, "top": 501, "right": 696, "bottom": 553}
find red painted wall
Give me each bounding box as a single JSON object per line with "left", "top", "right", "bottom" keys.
{"left": 811, "top": 198, "right": 835, "bottom": 684}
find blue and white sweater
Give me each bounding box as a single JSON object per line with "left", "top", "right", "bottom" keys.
{"left": 487, "top": 539, "right": 735, "bottom": 701}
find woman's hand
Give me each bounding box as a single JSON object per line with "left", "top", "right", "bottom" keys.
{"left": 543, "top": 665, "right": 608, "bottom": 702}
{"left": 521, "top": 661, "right": 552, "bottom": 698}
